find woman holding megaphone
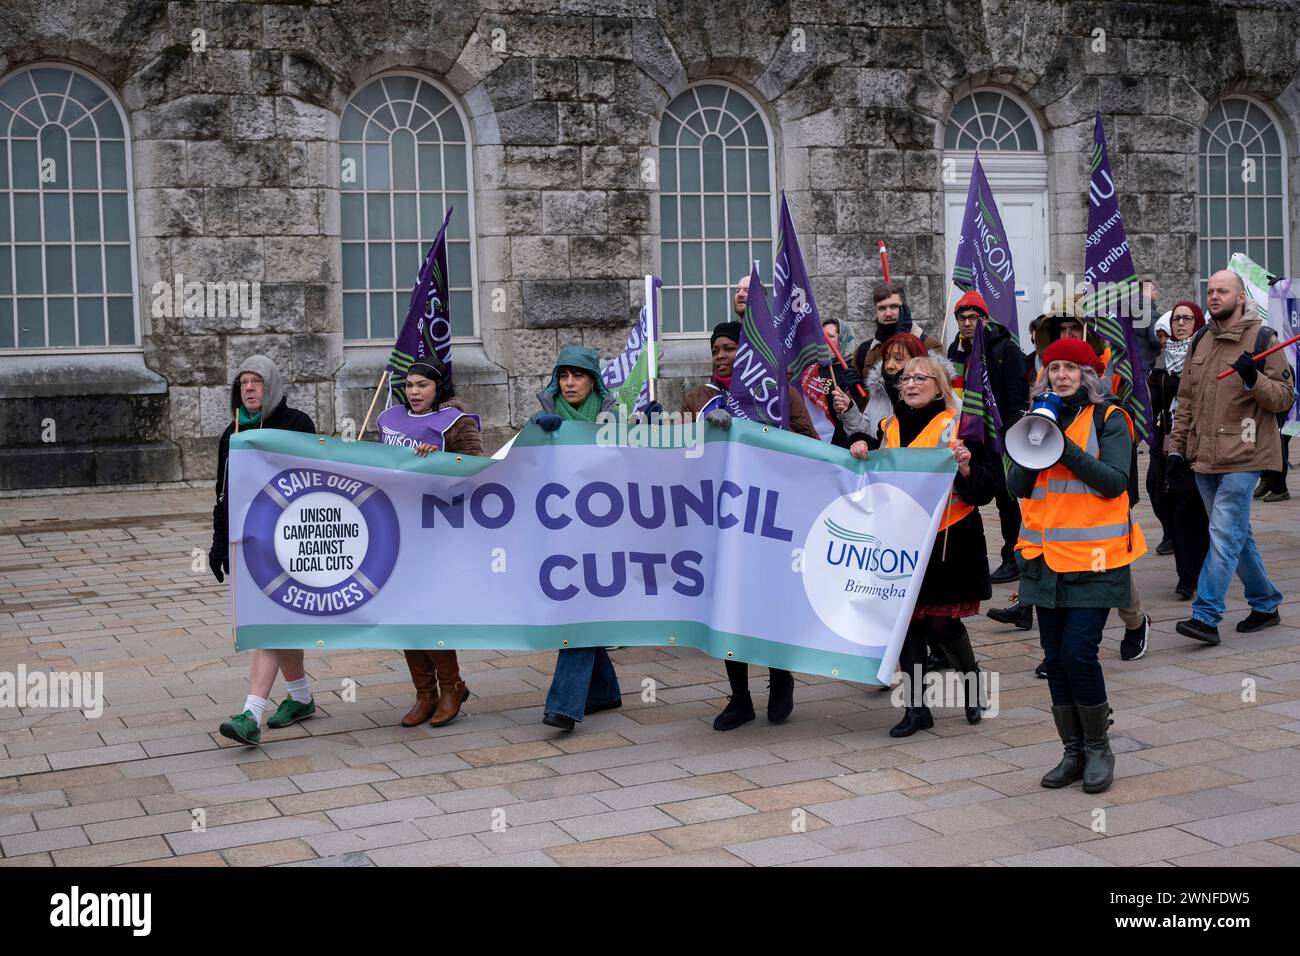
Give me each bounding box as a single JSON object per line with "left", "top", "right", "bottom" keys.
{"left": 849, "top": 356, "right": 998, "bottom": 737}
{"left": 1007, "top": 338, "right": 1147, "bottom": 795}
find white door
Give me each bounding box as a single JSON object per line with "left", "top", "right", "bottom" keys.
{"left": 944, "top": 190, "right": 1046, "bottom": 347}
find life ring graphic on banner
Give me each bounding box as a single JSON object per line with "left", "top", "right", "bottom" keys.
{"left": 242, "top": 468, "right": 400, "bottom": 617}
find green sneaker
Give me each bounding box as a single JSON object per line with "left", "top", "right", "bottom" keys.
{"left": 266, "top": 697, "right": 316, "bottom": 729}
{"left": 218, "top": 710, "right": 261, "bottom": 746}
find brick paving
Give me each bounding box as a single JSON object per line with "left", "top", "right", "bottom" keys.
{"left": 3, "top": 468, "right": 1300, "bottom": 867}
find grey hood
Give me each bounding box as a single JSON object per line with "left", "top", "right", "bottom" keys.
{"left": 229, "top": 354, "right": 286, "bottom": 419}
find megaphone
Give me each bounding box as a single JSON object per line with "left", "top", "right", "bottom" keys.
{"left": 1006, "top": 392, "right": 1065, "bottom": 470}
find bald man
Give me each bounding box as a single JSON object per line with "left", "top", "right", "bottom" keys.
{"left": 1168, "top": 270, "right": 1294, "bottom": 645}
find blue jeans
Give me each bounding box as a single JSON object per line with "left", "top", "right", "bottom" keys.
{"left": 544, "top": 648, "right": 621, "bottom": 722}
{"left": 1192, "top": 471, "right": 1283, "bottom": 626}
{"left": 1037, "top": 606, "right": 1110, "bottom": 707}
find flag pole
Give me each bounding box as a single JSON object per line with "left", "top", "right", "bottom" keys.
{"left": 645, "top": 274, "right": 658, "bottom": 403}
{"left": 878, "top": 240, "right": 891, "bottom": 282}
{"left": 941, "top": 495, "right": 954, "bottom": 560}
{"left": 1216, "top": 332, "right": 1300, "bottom": 379}
{"left": 940, "top": 285, "right": 958, "bottom": 350}
{"left": 358, "top": 369, "right": 389, "bottom": 439}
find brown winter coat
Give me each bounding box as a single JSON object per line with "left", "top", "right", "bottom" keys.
{"left": 681, "top": 381, "right": 820, "bottom": 440}
{"left": 439, "top": 398, "right": 485, "bottom": 457}
{"left": 1168, "top": 315, "right": 1294, "bottom": 474}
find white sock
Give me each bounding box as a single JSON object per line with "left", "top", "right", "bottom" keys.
{"left": 244, "top": 695, "right": 268, "bottom": 723}
{"left": 286, "top": 677, "right": 312, "bottom": 704}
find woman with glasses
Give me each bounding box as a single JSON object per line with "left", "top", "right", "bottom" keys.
{"left": 1149, "top": 302, "right": 1210, "bottom": 599}
{"left": 1009, "top": 338, "right": 1147, "bottom": 794}
{"left": 376, "top": 348, "right": 483, "bottom": 728}
{"left": 848, "top": 356, "right": 997, "bottom": 736}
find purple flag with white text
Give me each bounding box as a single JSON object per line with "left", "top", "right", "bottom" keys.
{"left": 725, "top": 262, "right": 791, "bottom": 429}
{"left": 388, "top": 206, "right": 454, "bottom": 392}
{"left": 957, "top": 316, "right": 1004, "bottom": 453}
{"left": 1078, "top": 112, "right": 1154, "bottom": 448}
{"left": 952, "top": 153, "right": 1020, "bottom": 346}
{"left": 773, "top": 193, "right": 835, "bottom": 440}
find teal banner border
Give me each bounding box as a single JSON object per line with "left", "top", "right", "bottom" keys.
{"left": 236, "top": 621, "right": 885, "bottom": 686}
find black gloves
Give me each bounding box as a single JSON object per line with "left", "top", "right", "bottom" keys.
{"left": 209, "top": 545, "right": 228, "bottom": 584}
{"left": 1231, "top": 351, "right": 1261, "bottom": 388}
{"left": 840, "top": 367, "right": 863, "bottom": 392}
{"left": 536, "top": 414, "right": 563, "bottom": 432}
{"left": 1164, "top": 452, "right": 1188, "bottom": 492}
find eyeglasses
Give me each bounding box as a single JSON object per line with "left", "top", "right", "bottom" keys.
{"left": 1171, "top": 314, "right": 1196, "bottom": 322}
{"left": 899, "top": 374, "right": 937, "bottom": 385}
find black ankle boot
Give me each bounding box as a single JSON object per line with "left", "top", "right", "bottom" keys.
{"left": 1077, "top": 701, "right": 1115, "bottom": 794}
{"left": 1040, "top": 705, "right": 1084, "bottom": 788}
{"left": 766, "top": 669, "right": 794, "bottom": 723}
{"left": 964, "top": 670, "right": 984, "bottom": 724}
{"left": 713, "top": 691, "right": 755, "bottom": 732}
{"left": 889, "top": 706, "right": 934, "bottom": 738}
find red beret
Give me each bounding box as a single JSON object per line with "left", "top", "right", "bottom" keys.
{"left": 1042, "top": 337, "right": 1105, "bottom": 374}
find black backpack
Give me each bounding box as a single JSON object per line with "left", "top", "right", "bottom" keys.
{"left": 1188, "top": 323, "right": 1297, "bottom": 428}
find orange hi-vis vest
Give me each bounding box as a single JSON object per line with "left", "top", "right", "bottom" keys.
{"left": 882, "top": 409, "right": 973, "bottom": 532}
{"left": 1016, "top": 403, "right": 1147, "bottom": 573}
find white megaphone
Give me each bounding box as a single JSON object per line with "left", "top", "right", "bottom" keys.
{"left": 1006, "top": 391, "right": 1065, "bottom": 470}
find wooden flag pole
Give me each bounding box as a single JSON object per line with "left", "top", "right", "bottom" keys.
{"left": 358, "top": 369, "right": 389, "bottom": 439}
{"left": 940, "top": 285, "right": 959, "bottom": 351}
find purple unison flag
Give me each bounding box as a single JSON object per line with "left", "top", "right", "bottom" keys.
{"left": 952, "top": 153, "right": 1020, "bottom": 346}
{"left": 725, "top": 261, "right": 791, "bottom": 429}
{"left": 957, "top": 316, "right": 1004, "bottom": 454}
{"left": 1078, "top": 112, "right": 1154, "bottom": 447}
{"left": 388, "top": 205, "right": 454, "bottom": 390}
{"left": 773, "top": 192, "right": 835, "bottom": 440}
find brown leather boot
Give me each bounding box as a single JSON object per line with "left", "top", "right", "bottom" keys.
{"left": 400, "top": 651, "right": 439, "bottom": 727}
{"left": 429, "top": 650, "right": 469, "bottom": 727}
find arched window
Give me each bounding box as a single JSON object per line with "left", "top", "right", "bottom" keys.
{"left": 1199, "top": 97, "right": 1288, "bottom": 300}
{"left": 657, "top": 82, "right": 774, "bottom": 335}
{"left": 340, "top": 74, "right": 475, "bottom": 342}
{"left": 944, "top": 90, "right": 1041, "bottom": 151}
{"left": 0, "top": 65, "right": 137, "bottom": 349}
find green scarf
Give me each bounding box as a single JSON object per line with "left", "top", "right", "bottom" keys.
{"left": 238, "top": 406, "right": 262, "bottom": 427}
{"left": 554, "top": 390, "right": 603, "bottom": 423}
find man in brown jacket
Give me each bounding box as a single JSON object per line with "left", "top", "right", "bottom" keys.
{"left": 1168, "top": 269, "right": 1294, "bottom": 645}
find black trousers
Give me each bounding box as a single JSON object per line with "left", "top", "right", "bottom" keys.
{"left": 1260, "top": 434, "right": 1292, "bottom": 494}
{"left": 898, "top": 616, "right": 977, "bottom": 706}
{"left": 994, "top": 483, "right": 1021, "bottom": 564}
{"left": 725, "top": 659, "right": 789, "bottom": 694}
{"left": 1146, "top": 449, "right": 1173, "bottom": 541}
{"left": 1169, "top": 487, "right": 1210, "bottom": 591}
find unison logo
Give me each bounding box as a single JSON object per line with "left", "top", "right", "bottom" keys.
{"left": 50, "top": 886, "right": 151, "bottom": 936}
{"left": 821, "top": 519, "right": 918, "bottom": 581}
{"left": 802, "top": 483, "right": 931, "bottom": 649}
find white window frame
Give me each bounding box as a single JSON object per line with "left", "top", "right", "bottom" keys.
{"left": 655, "top": 80, "right": 777, "bottom": 340}
{"left": 943, "top": 88, "right": 1043, "bottom": 152}
{"left": 1197, "top": 95, "right": 1290, "bottom": 302}
{"left": 0, "top": 62, "right": 141, "bottom": 354}
{"left": 339, "top": 71, "right": 479, "bottom": 346}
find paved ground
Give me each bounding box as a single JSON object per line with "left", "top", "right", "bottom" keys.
{"left": 3, "top": 461, "right": 1300, "bottom": 867}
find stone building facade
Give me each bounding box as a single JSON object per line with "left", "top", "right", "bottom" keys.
{"left": 2, "top": 0, "right": 1299, "bottom": 489}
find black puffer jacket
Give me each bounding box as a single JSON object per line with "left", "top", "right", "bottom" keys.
{"left": 948, "top": 320, "right": 1028, "bottom": 431}
{"left": 211, "top": 390, "right": 315, "bottom": 554}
